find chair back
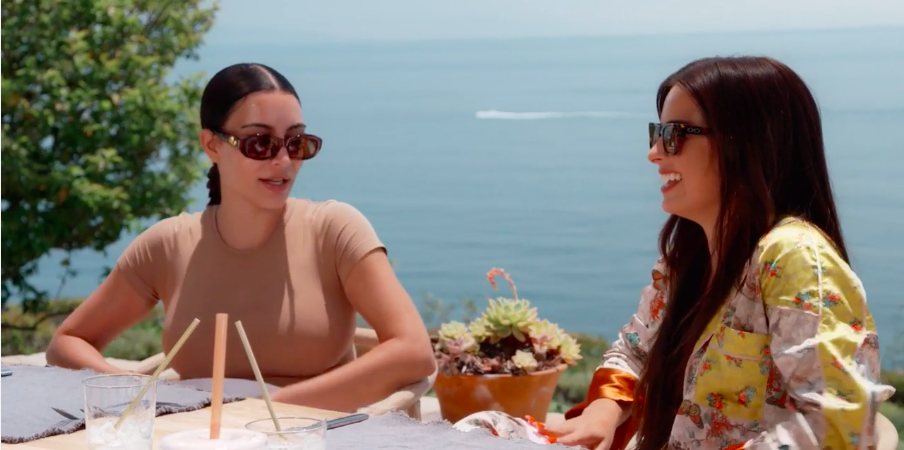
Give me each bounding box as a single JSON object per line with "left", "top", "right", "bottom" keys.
{"left": 876, "top": 412, "right": 899, "bottom": 450}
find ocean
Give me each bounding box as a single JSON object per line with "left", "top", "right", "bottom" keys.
{"left": 26, "top": 27, "right": 904, "bottom": 365}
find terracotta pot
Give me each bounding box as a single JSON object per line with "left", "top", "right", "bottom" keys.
{"left": 432, "top": 364, "right": 567, "bottom": 423}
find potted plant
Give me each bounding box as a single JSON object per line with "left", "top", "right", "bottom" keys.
{"left": 431, "top": 268, "right": 582, "bottom": 423}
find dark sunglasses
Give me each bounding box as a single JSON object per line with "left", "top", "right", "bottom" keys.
{"left": 215, "top": 131, "right": 322, "bottom": 161}
{"left": 648, "top": 122, "right": 709, "bottom": 155}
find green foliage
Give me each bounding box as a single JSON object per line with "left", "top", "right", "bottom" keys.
{"left": 0, "top": 299, "right": 81, "bottom": 355}
{"left": 419, "top": 293, "right": 481, "bottom": 330}
{"left": 879, "top": 402, "right": 904, "bottom": 449}
{"left": 550, "top": 333, "right": 610, "bottom": 412}
{"left": 882, "top": 401, "right": 904, "bottom": 431}
{"left": 2, "top": 298, "right": 163, "bottom": 359}
{"left": 101, "top": 308, "right": 164, "bottom": 360}
{"left": 883, "top": 370, "right": 904, "bottom": 406}
{"left": 1, "top": 0, "right": 219, "bottom": 308}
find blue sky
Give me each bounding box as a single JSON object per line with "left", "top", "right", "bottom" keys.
{"left": 203, "top": 0, "right": 904, "bottom": 44}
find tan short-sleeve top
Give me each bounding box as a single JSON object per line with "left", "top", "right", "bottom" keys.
{"left": 116, "top": 198, "right": 385, "bottom": 385}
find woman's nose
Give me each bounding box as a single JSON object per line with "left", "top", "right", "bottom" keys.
{"left": 648, "top": 141, "right": 664, "bottom": 163}
{"left": 271, "top": 146, "right": 292, "bottom": 166}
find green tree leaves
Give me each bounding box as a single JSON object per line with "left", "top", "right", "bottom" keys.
{"left": 1, "top": 0, "right": 219, "bottom": 308}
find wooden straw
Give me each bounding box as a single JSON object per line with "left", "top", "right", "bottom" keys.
{"left": 235, "top": 320, "right": 282, "bottom": 432}
{"left": 114, "top": 318, "right": 200, "bottom": 429}
{"left": 209, "top": 313, "right": 228, "bottom": 439}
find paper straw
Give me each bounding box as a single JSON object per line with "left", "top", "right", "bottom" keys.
{"left": 235, "top": 320, "right": 282, "bottom": 432}
{"left": 114, "top": 317, "right": 200, "bottom": 429}
{"left": 209, "top": 313, "right": 228, "bottom": 439}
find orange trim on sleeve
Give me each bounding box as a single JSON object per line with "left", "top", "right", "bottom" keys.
{"left": 565, "top": 368, "right": 637, "bottom": 419}
{"left": 564, "top": 368, "right": 640, "bottom": 450}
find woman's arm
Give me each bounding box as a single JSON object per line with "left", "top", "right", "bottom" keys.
{"left": 270, "top": 249, "right": 435, "bottom": 411}
{"left": 545, "top": 259, "right": 668, "bottom": 450}
{"left": 270, "top": 201, "right": 434, "bottom": 412}
{"left": 736, "top": 223, "right": 895, "bottom": 450}
{"left": 47, "top": 219, "right": 172, "bottom": 374}
{"left": 46, "top": 266, "right": 157, "bottom": 374}
{"left": 564, "top": 258, "right": 668, "bottom": 422}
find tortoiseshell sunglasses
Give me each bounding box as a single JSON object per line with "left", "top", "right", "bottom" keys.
{"left": 216, "top": 131, "right": 323, "bottom": 161}
{"left": 648, "top": 122, "right": 709, "bottom": 155}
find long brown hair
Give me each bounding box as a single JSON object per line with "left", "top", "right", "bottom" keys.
{"left": 632, "top": 56, "right": 850, "bottom": 450}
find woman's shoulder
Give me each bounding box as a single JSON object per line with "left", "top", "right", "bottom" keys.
{"left": 116, "top": 210, "right": 207, "bottom": 302}
{"left": 132, "top": 209, "right": 206, "bottom": 247}
{"left": 290, "top": 197, "right": 363, "bottom": 216}
{"left": 288, "top": 198, "right": 375, "bottom": 232}
{"left": 754, "top": 216, "right": 845, "bottom": 265}
{"left": 288, "top": 198, "right": 384, "bottom": 280}
{"left": 751, "top": 216, "right": 864, "bottom": 307}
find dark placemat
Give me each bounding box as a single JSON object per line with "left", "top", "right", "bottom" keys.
{"left": 0, "top": 364, "right": 246, "bottom": 444}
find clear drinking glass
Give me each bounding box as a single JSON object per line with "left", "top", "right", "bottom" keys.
{"left": 245, "top": 417, "right": 327, "bottom": 450}
{"left": 83, "top": 374, "right": 157, "bottom": 450}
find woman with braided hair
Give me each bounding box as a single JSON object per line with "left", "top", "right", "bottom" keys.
{"left": 47, "top": 63, "right": 436, "bottom": 413}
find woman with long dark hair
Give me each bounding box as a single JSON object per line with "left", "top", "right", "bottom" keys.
{"left": 46, "top": 63, "right": 436, "bottom": 412}
{"left": 547, "top": 57, "right": 894, "bottom": 450}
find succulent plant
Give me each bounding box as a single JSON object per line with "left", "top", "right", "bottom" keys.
{"left": 487, "top": 267, "right": 518, "bottom": 300}
{"left": 433, "top": 267, "right": 583, "bottom": 376}
{"left": 480, "top": 297, "right": 538, "bottom": 342}
{"left": 528, "top": 319, "right": 562, "bottom": 355}
{"left": 439, "top": 321, "right": 469, "bottom": 340}
{"left": 511, "top": 350, "right": 539, "bottom": 371}
{"left": 556, "top": 332, "right": 583, "bottom": 365}
{"left": 468, "top": 316, "right": 492, "bottom": 342}
{"left": 438, "top": 321, "right": 477, "bottom": 355}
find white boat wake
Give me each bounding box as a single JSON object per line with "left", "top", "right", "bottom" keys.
{"left": 475, "top": 110, "right": 644, "bottom": 120}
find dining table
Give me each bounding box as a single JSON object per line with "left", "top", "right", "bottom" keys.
{"left": 1, "top": 398, "right": 348, "bottom": 450}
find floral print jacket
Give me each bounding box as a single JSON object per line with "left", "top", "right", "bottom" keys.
{"left": 569, "top": 218, "right": 895, "bottom": 450}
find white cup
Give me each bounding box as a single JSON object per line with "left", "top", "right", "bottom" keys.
{"left": 159, "top": 428, "right": 268, "bottom": 450}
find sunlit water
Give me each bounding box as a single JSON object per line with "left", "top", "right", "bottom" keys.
{"left": 25, "top": 27, "right": 904, "bottom": 365}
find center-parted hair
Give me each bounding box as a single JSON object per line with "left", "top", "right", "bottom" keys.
{"left": 199, "top": 63, "right": 299, "bottom": 206}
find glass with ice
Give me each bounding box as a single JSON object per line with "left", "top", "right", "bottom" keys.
{"left": 159, "top": 428, "right": 268, "bottom": 450}
{"left": 83, "top": 374, "right": 157, "bottom": 450}
{"left": 245, "top": 417, "right": 327, "bottom": 450}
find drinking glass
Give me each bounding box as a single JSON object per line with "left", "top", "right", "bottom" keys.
{"left": 245, "top": 417, "right": 327, "bottom": 450}
{"left": 83, "top": 374, "right": 157, "bottom": 450}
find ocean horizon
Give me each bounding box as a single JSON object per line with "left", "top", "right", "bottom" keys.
{"left": 19, "top": 26, "right": 904, "bottom": 365}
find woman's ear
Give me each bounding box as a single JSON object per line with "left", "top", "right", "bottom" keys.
{"left": 199, "top": 129, "right": 220, "bottom": 164}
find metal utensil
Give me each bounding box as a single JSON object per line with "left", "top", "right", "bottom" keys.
{"left": 50, "top": 401, "right": 182, "bottom": 421}
{"left": 326, "top": 413, "right": 369, "bottom": 430}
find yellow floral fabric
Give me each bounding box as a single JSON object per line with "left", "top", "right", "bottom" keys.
{"left": 601, "top": 217, "right": 895, "bottom": 450}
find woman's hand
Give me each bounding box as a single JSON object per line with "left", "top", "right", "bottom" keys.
{"left": 544, "top": 399, "right": 625, "bottom": 450}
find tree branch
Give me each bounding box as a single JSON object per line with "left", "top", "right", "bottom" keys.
{"left": 142, "top": 0, "right": 177, "bottom": 36}
{"left": 1, "top": 310, "right": 74, "bottom": 331}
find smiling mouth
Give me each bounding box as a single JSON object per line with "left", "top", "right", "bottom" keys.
{"left": 660, "top": 173, "right": 682, "bottom": 186}
{"left": 260, "top": 178, "right": 289, "bottom": 185}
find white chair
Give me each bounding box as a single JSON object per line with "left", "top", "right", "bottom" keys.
{"left": 876, "top": 411, "right": 899, "bottom": 450}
